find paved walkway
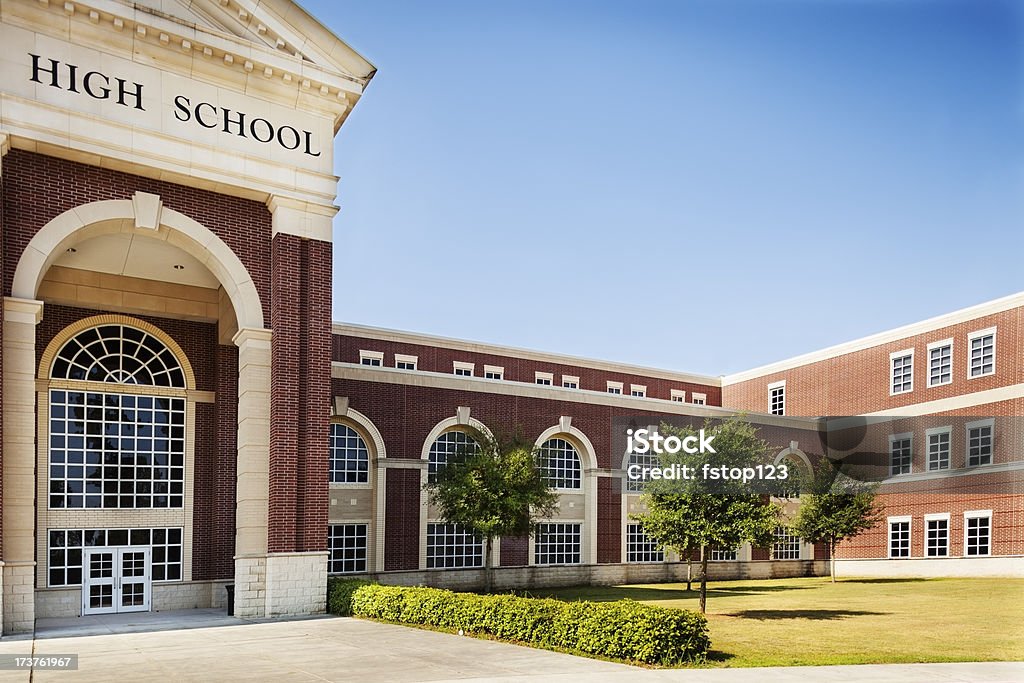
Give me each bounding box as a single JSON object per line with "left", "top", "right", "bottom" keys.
{"left": 0, "top": 614, "right": 1019, "bottom": 682}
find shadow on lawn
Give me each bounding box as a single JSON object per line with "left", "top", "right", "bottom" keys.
{"left": 725, "top": 609, "right": 889, "bottom": 621}
{"left": 530, "top": 583, "right": 817, "bottom": 603}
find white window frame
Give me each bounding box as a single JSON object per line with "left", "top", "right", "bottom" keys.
{"left": 359, "top": 350, "right": 384, "bottom": 367}
{"left": 888, "top": 432, "right": 913, "bottom": 476}
{"left": 453, "top": 361, "right": 475, "bottom": 377}
{"left": 709, "top": 547, "right": 738, "bottom": 562}
{"left": 625, "top": 523, "right": 664, "bottom": 563}
{"left": 768, "top": 380, "right": 785, "bottom": 415}
{"left": 534, "top": 522, "right": 582, "bottom": 565}
{"left": 923, "top": 512, "right": 950, "bottom": 558}
{"left": 925, "top": 426, "right": 952, "bottom": 471}
{"left": 483, "top": 365, "right": 504, "bottom": 380}
{"left": 394, "top": 353, "right": 418, "bottom": 371}
{"left": 926, "top": 338, "right": 953, "bottom": 388}
{"left": 887, "top": 515, "right": 912, "bottom": 559}
{"left": 535, "top": 371, "right": 553, "bottom": 386}
{"left": 630, "top": 384, "right": 646, "bottom": 398}
{"left": 607, "top": 381, "right": 623, "bottom": 395}
{"left": 328, "top": 523, "right": 369, "bottom": 574}
{"left": 965, "top": 418, "right": 995, "bottom": 467}
{"left": 963, "top": 510, "right": 993, "bottom": 557}
{"left": 889, "top": 348, "right": 914, "bottom": 395}
{"left": 670, "top": 389, "right": 686, "bottom": 403}
{"left": 967, "top": 327, "right": 996, "bottom": 379}
{"left": 691, "top": 392, "right": 706, "bottom": 405}
{"left": 561, "top": 375, "right": 579, "bottom": 389}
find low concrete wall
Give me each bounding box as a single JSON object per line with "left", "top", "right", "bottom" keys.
{"left": 36, "top": 580, "right": 232, "bottom": 619}
{"left": 359, "top": 560, "right": 827, "bottom": 592}
{"left": 835, "top": 556, "right": 1024, "bottom": 579}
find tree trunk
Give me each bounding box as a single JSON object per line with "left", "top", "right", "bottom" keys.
{"left": 686, "top": 555, "right": 693, "bottom": 591}
{"left": 699, "top": 547, "right": 708, "bottom": 614}
{"left": 484, "top": 534, "right": 494, "bottom": 593}
{"left": 829, "top": 537, "right": 836, "bottom": 584}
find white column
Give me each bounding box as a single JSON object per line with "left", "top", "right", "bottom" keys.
{"left": 232, "top": 327, "right": 272, "bottom": 618}
{"left": 2, "top": 298, "right": 43, "bottom": 634}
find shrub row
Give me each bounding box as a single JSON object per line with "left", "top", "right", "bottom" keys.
{"left": 327, "top": 579, "right": 709, "bottom": 666}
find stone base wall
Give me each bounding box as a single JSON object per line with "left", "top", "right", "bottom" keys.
{"left": 35, "top": 580, "right": 233, "bottom": 619}
{"left": 3, "top": 562, "right": 35, "bottom": 634}
{"left": 835, "top": 556, "right": 1024, "bottom": 579}
{"left": 357, "top": 560, "right": 828, "bottom": 592}
{"left": 266, "top": 552, "right": 327, "bottom": 617}
{"left": 233, "top": 556, "right": 267, "bottom": 618}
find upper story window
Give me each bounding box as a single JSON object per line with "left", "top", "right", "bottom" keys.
{"left": 535, "top": 372, "right": 553, "bottom": 386}
{"left": 359, "top": 350, "right": 383, "bottom": 367}
{"left": 538, "top": 437, "right": 582, "bottom": 489}
{"left": 927, "top": 339, "right": 952, "bottom": 387}
{"left": 453, "top": 361, "right": 475, "bottom": 377}
{"left": 329, "top": 423, "right": 370, "bottom": 484}
{"left": 889, "top": 433, "right": 912, "bottom": 476}
{"left": 427, "top": 430, "right": 480, "bottom": 484}
{"left": 890, "top": 349, "right": 913, "bottom": 395}
{"left": 53, "top": 324, "right": 186, "bottom": 387}
{"left": 483, "top": 365, "right": 504, "bottom": 380}
{"left": 394, "top": 354, "right": 417, "bottom": 371}
{"left": 968, "top": 328, "right": 995, "bottom": 378}
{"left": 630, "top": 385, "right": 646, "bottom": 398}
{"left": 926, "top": 427, "right": 951, "bottom": 471}
{"left": 562, "top": 375, "right": 579, "bottom": 389}
{"left": 966, "top": 419, "right": 994, "bottom": 467}
{"left": 670, "top": 389, "right": 686, "bottom": 403}
{"left": 607, "top": 381, "right": 623, "bottom": 395}
{"left": 691, "top": 393, "right": 706, "bottom": 405}
{"left": 768, "top": 381, "right": 785, "bottom": 415}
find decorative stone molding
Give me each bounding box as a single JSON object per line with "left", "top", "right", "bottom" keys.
{"left": 131, "top": 191, "right": 164, "bottom": 231}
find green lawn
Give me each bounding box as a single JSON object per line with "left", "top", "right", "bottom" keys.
{"left": 529, "top": 577, "right": 1024, "bottom": 667}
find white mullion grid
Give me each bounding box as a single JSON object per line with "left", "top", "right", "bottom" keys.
{"left": 425, "top": 522, "right": 483, "bottom": 569}
{"left": 967, "top": 327, "right": 996, "bottom": 379}
{"left": 771, "top": 526, "right": 801, "bottom": 559}
{"left": 889, "top": 348, "right": 913, "bottom": 395}
{"left": 46, "top": 526, "right": 183, "bottom": 587}
{"left": 534, "top": 522, "right": 582, "bottom": 565}
{"left": 964, "top": 510, "right": 992, "bottom": 557}
{"left": 926, "top": 339, "right": 953, "bottom": 387}
{"left": 888, "top": 515, "right": 912, "bottom": 558}
{"left": 328, "top": 522, "right": 369, "bottom": 573}
{"left": 539, "top": 438, "right": 582, "bottom": 490}
{"left": 924, "top": 513, "right": 950, "bottom": 557}
{"left": 925, "top": 426, "right": 952, "bottom": 471}
{"left": 888, "top": 432, "right": 913, "bottom": 476}
{"left": 965, "top": 418, "right": 994, "bottom": 467}
{"left": 625, "top": 523, "right": 663, "bottom": 563}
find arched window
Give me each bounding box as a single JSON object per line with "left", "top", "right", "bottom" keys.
{"left": 427, "top": 431, "right": 480, "bottom": 483}
{"left": 538, "top": 438, "right": 582, "bottom": 489}
{"left": 48, "top": 323, "right": 187, "bottom": 509}
{"left": 329, "top": 423, "right": 370, "bottom": 483}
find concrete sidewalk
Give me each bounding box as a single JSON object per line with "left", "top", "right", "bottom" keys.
{"left": 0, "top": 615, "right": 1019, "bottom": 682}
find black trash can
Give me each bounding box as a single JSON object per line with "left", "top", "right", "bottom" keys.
{"left": 226, "top": 584, "right": 235, "bottom": 615}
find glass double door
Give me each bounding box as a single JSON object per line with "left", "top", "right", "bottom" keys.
{"left": 82, "top": 547, "right": 151, "bottom": 615}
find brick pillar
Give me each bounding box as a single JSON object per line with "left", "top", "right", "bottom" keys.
{"left": 264, "top": 199, "right": 334, "bottom": 616}
{"left": 2, "top": 297, "right": 42, "bottom": 634}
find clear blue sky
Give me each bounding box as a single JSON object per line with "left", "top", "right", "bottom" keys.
{"left": 310, "top": 0, "right": 1023, "bottom": 376}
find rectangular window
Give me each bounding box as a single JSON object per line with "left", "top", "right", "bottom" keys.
{"left": 607, "top": 381, "right": 623, "bottom": 395}
{"left": 889, "top": 517, "right": 911, "bottom": 558}
{"left": 626, "top": 523, "right": 664, "bottom": 563}
{"left": 925, "top": 515, "right": 949, "bottom": 557}
{"left": 927, "top": 340, "right": 952, "bottom": 387}
{"left": 47, "top": 527, "right": 182, "bottom": 586}
{"left": 359, "top": 350, "right": 383, "bottom": 367}
{"left": 692, "top": 393, "right": 706, "bottom": 405}
{"left": 709, "top": 547, "right": 738, "bottom": 561}
{"left": 771, "top": 526, "right": 801, "bottom": 560}
{"left": 670, "top": 389, "right": 686, "bottom": 403}
{"left": 968, "top": 329, "right": 995, "bottom": 378}
{"left": 453, "top": 361, "right": 475, "bottom": 377}
{"left": 966, "top": 419, "right": 994, "bottom": 467}
{"left": 328, "top": 523, "right": 368, "bottom": 574}
{"left": 890, "top": 350, "right": 913, "bottom": 394}
{"left": 562, "top": 375, "right": 579, "bottom": 389}
{"left": 49, "top": 390, "right": 185, "bottom": 509}
{"left": 926, "top": 428, "right": 951, "bottom": 471}
{"left": 768, "top": 381, "right": 785, "bottom": 415}
{"left": 630, "top": 384, "right": 646, "bottom": 398}
{"left": 964, "top": 511, "right": 991, "bottom": 556}
{"left": 625, "top": 450, "right": 658, "bottom": 493}
{"left": 426, "top": 523, "right": 483, "bottom": 569}
{"left": 394, "top": 354, "right": 417, "bottom": 371}
{"left": 534, "top": 523, "right": 581, "bottom": 565}
{"left": 889, "top": 433, "right": 912, "bottom": 476}
{"left": 483, "top": 365, "right": 504, "bottom": 380}
{"left": 535, "top": 372, "right": 553, "bottom": 386}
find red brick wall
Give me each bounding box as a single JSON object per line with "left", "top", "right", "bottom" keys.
{"left": 384, "top": 468, "right": 420, "bottom": 571}
{"left": 500, "top": 536, "right": 528, "bottom": 567}
{"left": 723, "top": 308, "right": 1021, "bottom": 416}
{"left": 334, "top": 335, "right": 722, "bottom": 405}
{"left": 1, "top": 150, "right": 271, "bottom": 322}
{"left": 597, "top": 477, "right": 621, "bottom": 563}
{"left": 269, "top": 234, "right": 331, "bottom": 553}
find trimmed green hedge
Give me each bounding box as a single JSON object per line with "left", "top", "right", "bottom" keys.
{"left": 327, "top": 579, "right": 709, "bottom": 666}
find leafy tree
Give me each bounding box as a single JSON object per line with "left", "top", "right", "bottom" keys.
{"left": 634, "top": 418, "right": 781, "bottom": 613}
{"left": 790, "top": 457, "right": 883, "bottom": 583}
{"left": 425, "top": 432, "right": 558, "bottom": 593}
